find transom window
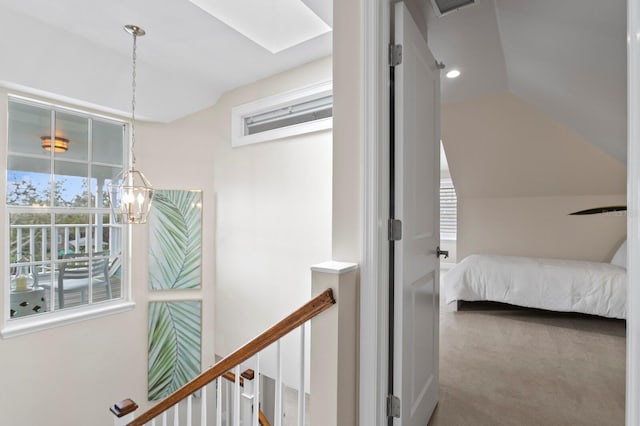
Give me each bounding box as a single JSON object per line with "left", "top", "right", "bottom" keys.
{"left": 6, "top": 97, "right": 127, "bottom": 323}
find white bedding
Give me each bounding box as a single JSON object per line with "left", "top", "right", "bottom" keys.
{"left": 444, "top": 254, "right": 627, "bottom": 319}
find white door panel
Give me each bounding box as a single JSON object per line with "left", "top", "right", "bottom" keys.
{"left": 393, "top": 2, "right": 440, "bottom": 425}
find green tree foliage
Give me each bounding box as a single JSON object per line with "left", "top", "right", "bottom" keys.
{"left": 8, "top": 176, "right": 112, "bottom": 264}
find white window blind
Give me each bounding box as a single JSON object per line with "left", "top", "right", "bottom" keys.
{"left": 440, "top": 177, "right": 457, "bottom": 240}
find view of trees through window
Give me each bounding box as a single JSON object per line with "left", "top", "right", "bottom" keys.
{"left": 7, "top": 98, "right": 126, "bottom": 319}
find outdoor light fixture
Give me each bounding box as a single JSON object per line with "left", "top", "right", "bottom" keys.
{"left": 108, "top": 25, "right": 154, "bottom": 224}
{"left": 41, "top": 136, "right": 69, "bottom": 153}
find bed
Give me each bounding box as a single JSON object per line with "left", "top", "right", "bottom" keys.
{"left": 443, "top": 242, "right": 627, "bottom": 319}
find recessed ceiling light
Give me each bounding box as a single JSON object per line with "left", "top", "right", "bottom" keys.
{"left": 446, "top": 69, "right": 461, "bottom": 79}
{"left": 189, "top": 0, "right": 331, "bottom": 53}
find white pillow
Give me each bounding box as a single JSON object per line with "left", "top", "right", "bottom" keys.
{"left": 611, "top": 240, "right": 627, "bottom": 269}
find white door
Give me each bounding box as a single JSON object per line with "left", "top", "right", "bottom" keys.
{"left": 393, "top": 2, "right": 441, "bottom": 425}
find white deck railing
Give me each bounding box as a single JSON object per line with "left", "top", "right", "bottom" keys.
{"left": 10, "top": 222, "right": 122, "bottom": 272}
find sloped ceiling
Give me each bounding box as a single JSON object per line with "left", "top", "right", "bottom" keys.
{"left": 0, "top": 0, "right": 332, "bottom": 123}
{"left": 428, "top": 0, "right": 627, "bottom": 163}
{"left": 442, "top": 92, "right": 626, "bottom": 198}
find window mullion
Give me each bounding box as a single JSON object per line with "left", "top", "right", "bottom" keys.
{"left": 6, "top": 97, "right": 126, "bottom": 325}
{"left": 88, "top": 118, "right": 94, "bottom": 305}
{"left": 49, "top": 110, "right": 57, "bottom": 310}
{"left": 49, "top": 212, "right": 56, "bottom": 311}
{"left": 50, "top": 110, "right": 56, "bottom": 209}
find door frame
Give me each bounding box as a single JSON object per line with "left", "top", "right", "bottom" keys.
{"left": 359, "top": 0, "right": 392, "bottom": 425}
{"left": 627, "top": 0, "right": 640, "bottom": 424}
{"left": 360, "top": 1, "right": 640, "bottom": 425}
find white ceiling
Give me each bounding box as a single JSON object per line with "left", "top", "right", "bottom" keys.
{"left": 0, "top": 0, "right": 332, "bottom": 123}
{"left": 428, "top": 0, "right": 627, "bottom": 163}
{"left": 1, "top": 0, "right": 626, "bottom": 163}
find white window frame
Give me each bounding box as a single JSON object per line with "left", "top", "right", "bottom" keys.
{"left": 2, "top": 95, "right": 133, "bottom": 338}
{"left": 440, "top": 176, "right": 457, "bottom": 241}
{"left": 231, "top": 80, "right": 333, "bottom": 147}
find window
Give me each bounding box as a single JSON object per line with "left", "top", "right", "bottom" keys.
{"left": 440, "top": 177, "right": 457, "bottom": 241}
{"left": 440, "top": 142, "right": 457, "bottom": 241}
{"left": 231, "top": 81, "right": 332, "bottom": 147}
{"left": 4, "top": 97, "right": 130, "bottom": 334}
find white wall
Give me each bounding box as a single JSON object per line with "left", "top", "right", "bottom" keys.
{"left": 459, "top": 195, "right": 627, "bottom": 262}
{"left": 443, "top": 92, "right": 627, "bottom": 261}
{"left": 404, "top": 0, "right": 429, "bottom": 40}
{"left": 0, "top": 89, "right": 151, "bottom": 426}
{"left": 0, "top": 56, "right": 332, "bottom": 424}
{"left": 0, "top": 87, "right": 219, "bottom": 425}
{"left": 211, "top": 57, "right": 333, "bottom": 362}
{"left": 333, "top": 0, "right": 361, "bottom": 263}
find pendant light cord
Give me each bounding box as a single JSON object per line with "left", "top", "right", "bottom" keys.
{"left": 131, "top": 32, "right": 138, "bottom": 167}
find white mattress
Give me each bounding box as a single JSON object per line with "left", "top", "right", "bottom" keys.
{"left": 444, "top": 254, "right": 627, "bottom": 319}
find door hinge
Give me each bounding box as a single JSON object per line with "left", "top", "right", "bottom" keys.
{"left": 389, "top": 44, "right": 403, "bottom": 66}
{"left": 388, "top": 219, "right": 402, "bottom": 241}
{"left": 387, "top": 394, "right": 401, "bottom": 418}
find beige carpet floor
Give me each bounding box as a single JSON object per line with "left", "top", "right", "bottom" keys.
{"left": 430, "top": 285, "right": 626, "bottom": 426}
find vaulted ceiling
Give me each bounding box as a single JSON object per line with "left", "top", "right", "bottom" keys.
{"left": 0, "top": 0, "right": 332, "bottom": 123}
{"left": 0, "top": 0, "right": 627, "bottom": 166}
{"left": 428, "top": 0, "right": 627, "bottom": 163}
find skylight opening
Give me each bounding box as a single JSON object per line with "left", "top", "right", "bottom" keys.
{"left": 188, "top": 0, "right": 332, "bottom": 53}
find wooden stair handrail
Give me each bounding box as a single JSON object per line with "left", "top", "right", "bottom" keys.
{"left": 128, "top": 289, "right": 335, "bottom": 426}
{"left": 222, "top": 368, "right": 254, "bottom": 388}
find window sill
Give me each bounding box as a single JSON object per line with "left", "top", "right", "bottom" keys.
{"left": 1, "top": 300, "right": 135, "bottom": 338}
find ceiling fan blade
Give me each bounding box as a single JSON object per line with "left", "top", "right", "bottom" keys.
{"left": 569, "top": 205, "right": 627, "bottom": 215}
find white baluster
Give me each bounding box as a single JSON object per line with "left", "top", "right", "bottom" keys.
{"left": 216, "top": 378, "right": 222, "bottom": 426}
{"left": 16, "top": 228, "right": 22, "bottom": 258}
{"left": 41, "top": 227, "right": 47, "bottom": 264}
{"left": 187, "top": 395, "right": 193, "bottom": 426}
{"left": 64, "top": 226, "right": 70, "bottom": 253}
{"left": 74, "top": 226, "right": 80, "bottom": 253}
{"left": 298, "top": 325, "right": 306, "bottom": 426}
{"left": 29, "top": 228, "right": 35, "bottom": 261}
{"left": 241, "top": 369, "right": 253, "bottom": 423}
{"left": 85, "top": 225, "right": 90, "bottom": 252}
{"left": 201, "top": 384, "right": 208, "bottom": 426}
{"left": 162, "top": 410, "right": 167, "bottom": 426}
{"left": 234, "top": 366, "right": 241, "bottom": 426}
{"left": 253, "top": 354, "right": 260, "bottom": 426}
{"left": 226, "top": 380, "right": 232, "bottom": 426}
{"left": 275, "top": 340, "right": 283, "bottom": 426}
{"left": 151, "top": 419, "right": 156, "bottom": 426}
{"left": 173, "top": 404, "right": 179, "bottom": 426}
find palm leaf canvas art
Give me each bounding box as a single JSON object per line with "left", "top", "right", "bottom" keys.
{"left": 148, "top": 301, "right": 201, "bottom": 400}
{"left": 149, "top": 190, "right": 202, "bottom": 290}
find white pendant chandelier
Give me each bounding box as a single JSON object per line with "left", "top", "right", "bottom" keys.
{"left": 109, "top": 25, "right": 154, "bottom": 224}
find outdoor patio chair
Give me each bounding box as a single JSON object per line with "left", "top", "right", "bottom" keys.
{"left": 39, "top": 253, "right": 112, "bottom": 309}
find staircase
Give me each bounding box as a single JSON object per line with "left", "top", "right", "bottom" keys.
{"left": 111, "top": 290, "right": 335, "bottom": 426}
